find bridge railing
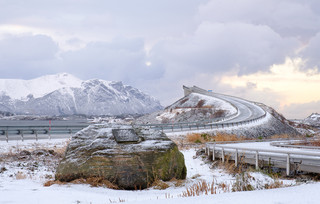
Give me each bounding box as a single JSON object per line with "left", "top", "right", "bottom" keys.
{"left": 137, "top": 111, "right": 267, "bottom": 133}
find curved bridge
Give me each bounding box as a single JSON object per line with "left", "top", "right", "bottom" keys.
{"left": 142, "top": 86, "right": 268, "bottom": 132}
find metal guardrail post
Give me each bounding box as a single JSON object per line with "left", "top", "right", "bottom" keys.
{"left": 5, "top": 130, "right": 8, "bottom": 142}
{"left": 235, "top": 149, "right": 238, "bottom": 166}
{"left": 222, "top": 148, "right": 225, "bottom": 162}
{"left": 255, "top": 151, "right": 259, "bottom": 170}
{"left": 287, "top": 154, "right": 290, "bottom": 176}
{"left": 21, "top": 130, "right": 24, "bottom": 142}
{"left": 212, "top": 144, "right": 215, "bottom": 161}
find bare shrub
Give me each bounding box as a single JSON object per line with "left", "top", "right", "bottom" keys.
{"left": 186, "top": 133, "right": 214, "bottom": 143}
{"left": 170, "top": 178, "right": 185, "bottom": 187}
{"left": 213, "top": 133, "right": 247, "bottom": 142}
{"left": 310, "top": 140, "right": 320, "bottom": 146}
{"left": 179, "top": 98, "right": 189, "bottom": 105}
{"left": 181, "top": 180, "right": 216, "bottom": 197}
{"left": 213, "top": 109, "right": 226, "bottom": 118}
{"left": 187, "top": 133, "right": 203, "bottom": 143}
{"left": 196, "top": 100, "right": 205, "bottom": 108}
{"left": 264, "top": 180, "right": 285, "bottom": 189}
{"left": 270, "top": 134, "right": 290, "bottom": 140}
{"left": 44, "top": 180, "right": 65, "bottom": 187}
{"left": 232, "top": 173, "right": 254, "bottom": 192}
{"left": 152, "top": 179, "right": 170, "bottom": 190}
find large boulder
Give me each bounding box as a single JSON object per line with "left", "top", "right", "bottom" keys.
{"left": 55, "top": 124, "right": 186, "bottom": 189}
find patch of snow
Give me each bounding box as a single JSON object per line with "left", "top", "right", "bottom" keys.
{"left": 0, "top": 138, "right": 308, "bottom": 204}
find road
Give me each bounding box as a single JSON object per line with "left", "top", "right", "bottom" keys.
{"left": 212, "top": 93, "right": 266, "bottom": 123}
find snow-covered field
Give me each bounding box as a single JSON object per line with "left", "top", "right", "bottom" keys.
{"left": 0, "top": 139, "right": 319, "bottom": 204}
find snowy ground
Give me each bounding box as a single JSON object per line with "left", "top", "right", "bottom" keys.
{"left": 0, "top": 138, "right": 319, "bottom": 204}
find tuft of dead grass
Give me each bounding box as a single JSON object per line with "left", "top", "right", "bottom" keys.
{"left": 15, "top": 171, "right": 27, "bottom": 180}
{"left": 44, "top": 177, "right": 119, "bottom": 189}
{"left": 181, "top": 180, "right": 221, "bottom": 197}
{"left": 44, "top": 180, "right": 65, "bottom": 187}
{"left": 169, "top": 178, "right": 185, "bottom": 187}
{"left": 310, "top": 140, "right": 320, "bottom": 146}
{"left": 213, "top": 133, "right": 247, "bottom": 142}
{"left": 151, "top": 179, "right": 170, "bottom": 190}
{"left": 264, "top": 180, "right": 285, "bottom": 189}
{"left": 186, "top": 133, "right": 206, "bottom": 143}
{"left": 186, "top": 132, "right": 247, "bottom": 144}
{"left": 270, "top": 134, "right": 290, "bottom": 140}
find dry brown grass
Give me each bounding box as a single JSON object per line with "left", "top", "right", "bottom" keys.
{"left": 309, "top": 139, "right": 320, "bottom": 147}
{"left": 214, "top": 133, "right": 247, "bottom": 142}
{"left": 186, "top": 133, "right": 206, "bottom": 143}
{"left": 186, "top": 132, "right": 247, "bottom": 144}
{"left": 15, "top": 171, "right": 27, "bottom": 180}
{"left": 151, "top": 179, "right": 170, "bottom": 190}
{"left": 270, "top": 134, "right": 290, "bottom": 140}
{"left": 264, "top": 180, "right": 285, "bottom": 189}
{"left": 181, "top": 180, "right": 216, "bottom": 197}
{"left": 169, "top": 178, "right": 185, "bottom": 187}
{"left": 43, "top": 180, "right": 65, "bottom": 187}
{"left": 44, "top": 177, "right": 119, "bottom": 189}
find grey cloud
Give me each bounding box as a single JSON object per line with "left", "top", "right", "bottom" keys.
{"left": 0, "top": 0, "right": 206, "bottom": 41}
{"left": 150, "top": 22, "right": 299, "bottom": 76}
{"left": 197, "top": 0, "right": 320, "bottom": 40}
{"left": 300, "top": 32, "right": 320, "bottom": 70}
{"left": 61, "top": 37, "right": 165, "bottom": 83}
{"left": 0, "top": 34, "right": 59, "bottom": 78}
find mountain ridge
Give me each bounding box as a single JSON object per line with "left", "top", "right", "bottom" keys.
{"left": 0, "top": 73, "right": 162, "bottom": 116}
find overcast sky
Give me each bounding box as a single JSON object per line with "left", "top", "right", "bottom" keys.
{"left": 0, "top": 0, "right": 320, "bottom": 119}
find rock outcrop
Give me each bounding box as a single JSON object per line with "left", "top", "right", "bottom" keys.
{"left": 55, "top": 124, "right": 186, "bottom": 189}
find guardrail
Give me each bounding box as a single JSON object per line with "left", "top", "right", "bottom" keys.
{"left": 205, "top": 142, "right": 320, "bottom": 175}
{"left": 0, "top": 125, "right": 88, "bottom": 142}
{"left": 138, "top": 112, "right": 267, "bottom": 133}
{"left": 270, "top": 140, "right": 320, "bottom": 150}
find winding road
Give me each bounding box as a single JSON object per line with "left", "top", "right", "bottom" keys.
{"left": 210, "top": 93, "right": 266, "bottom": 123}
{"left": 187, "top": 86, "right": 266, "bottom": 124}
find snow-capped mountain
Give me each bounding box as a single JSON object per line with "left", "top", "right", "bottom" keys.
{"left": 0, "top": 73, "right": 162, "bottom": 116}
{"left": 302, "top": 113, "right": 320, "bottom": 127}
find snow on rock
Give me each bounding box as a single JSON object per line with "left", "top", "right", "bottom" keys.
{"left": 55, "top": 124, "right": 186, "bottom": 189}
{"left": 0, "top": 73, "right": 162, "bottom": 116}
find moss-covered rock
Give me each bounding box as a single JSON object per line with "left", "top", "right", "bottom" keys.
{"left": 55, "top": 124, "right": 186, "bottom": 189}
